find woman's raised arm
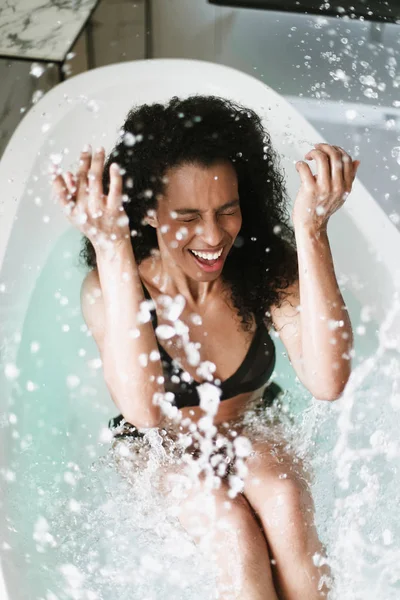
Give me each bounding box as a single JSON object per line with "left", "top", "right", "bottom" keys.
{"left": 51, "top": 146, "right": 165, "bottom": 428}
{"left": 91, "top": 240, "right": 164, "bottom": 428}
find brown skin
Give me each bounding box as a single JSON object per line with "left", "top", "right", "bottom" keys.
{"left": 141, "top": 161, "right": 331, "bottom": 598}
{"left": 58, "top": 151, "right": 333, "bottom": 598}
{"left": 140, "top": 160, "right": 270, "bottom": 426}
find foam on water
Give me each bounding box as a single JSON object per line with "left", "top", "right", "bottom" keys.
{"left": 29, "top": 394, "right": 302, "bottom": 599}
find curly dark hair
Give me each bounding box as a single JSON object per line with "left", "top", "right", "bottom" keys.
{"left": 79, "top": 94, "right": 299, "bottom": 331}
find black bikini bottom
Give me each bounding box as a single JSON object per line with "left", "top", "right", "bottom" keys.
{"left": 108, "top": 381, "right": 285, "bottom": 442}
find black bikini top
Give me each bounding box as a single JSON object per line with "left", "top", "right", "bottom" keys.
{"left": 140, "top": 280, "right": 276, "bottom": 409}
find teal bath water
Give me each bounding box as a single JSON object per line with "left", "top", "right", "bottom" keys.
{"left": 2, "top": 227, "right": 399, "bottom": 599}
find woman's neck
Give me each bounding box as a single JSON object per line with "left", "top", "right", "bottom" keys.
{"left": 138, "top": 252, "right": 227, "bottom": 309}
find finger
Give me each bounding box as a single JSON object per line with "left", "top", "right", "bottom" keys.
{"left": 313, "top": 143, "right": 345, "bottom": 189}
{"left": 295, "top": 160, "right": 315, "bottom": 187}
{"left": 88, "top": 147, "right": 106, "bottom": 217}
{"left": 107, "top": 162, "right": 124, "bottom": 212}
{"left": 52, "top": 174, "right": 75, "bottom": 215}
{"left": 331, "top": 145, "right": 353, "bottom": 190}
{"left": 76, "top": 146, "right": 91, "bottom": 197}
{"left": 64, "top": 171, "right": 77, "bottom": 196}
{"left": 88, "top": 147, "right": 105, "bottom": 203}
{"left": 304, "top": 147, "right": 331, "bottom": 190}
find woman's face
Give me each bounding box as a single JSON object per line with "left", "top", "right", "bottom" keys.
{"left": 149, "top": 160, "right": 242, "bottom": 280}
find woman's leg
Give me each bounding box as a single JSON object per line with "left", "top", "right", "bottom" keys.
{"left": 242, "top": 439, "right": 333, "bottom": 600}
{"left": 163, "top": 466, "right": 280, "bottom": 600}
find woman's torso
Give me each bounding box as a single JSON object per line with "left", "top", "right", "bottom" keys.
{"left": 138, "top": 259, "right": 275, "bottom": 427}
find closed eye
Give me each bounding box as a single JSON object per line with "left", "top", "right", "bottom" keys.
{"left": 179, "top": 210, "right": 238, "bottom": 223}
{"left": 180, "top": 216, "right": 198, "bottom": 223}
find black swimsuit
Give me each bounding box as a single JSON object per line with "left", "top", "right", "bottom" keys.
{"left": 109, "top": 280, "right": 283, "bottom": 436}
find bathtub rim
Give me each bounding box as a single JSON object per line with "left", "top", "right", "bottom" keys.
{"left": 1, "top": 58, "right": 400, "bottom": 277}
{"left": 1, "top": 57, "right": 400, "bottom": 600}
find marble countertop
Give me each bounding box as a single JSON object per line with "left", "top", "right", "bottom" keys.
{"left": 0, "top": 0, "right": 101, "bottom": 62}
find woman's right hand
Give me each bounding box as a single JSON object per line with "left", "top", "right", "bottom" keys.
{"left": 50, "top": 145, "right": 131, "bottom": 251}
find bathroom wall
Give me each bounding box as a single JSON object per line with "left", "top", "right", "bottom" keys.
{"left": 150, "top": 0, "right": 400, "bottom": 227}
{"left": 152, "top": 0, "right": 399, "bottom": 103}
{"left": 1, "top": 0, "right": 398, "bottom": 226}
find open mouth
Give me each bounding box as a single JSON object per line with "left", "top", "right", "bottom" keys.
{"left": 188, "top": 248, "right": 225, "bottom": 272}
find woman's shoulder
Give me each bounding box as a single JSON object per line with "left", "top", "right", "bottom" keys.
{"left": 81, "top": 268, "right": 100, "bottom": 292}
{"left": 80, "top": 269, "right": 106, "bottom": 355}
{"left": 80, "top": 269, "right": 103, "bottom": 321}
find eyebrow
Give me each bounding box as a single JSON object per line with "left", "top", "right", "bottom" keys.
{"left": 174, "top": 199, "right": 240, "bottom": 215}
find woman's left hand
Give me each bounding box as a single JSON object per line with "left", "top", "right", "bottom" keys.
{"left": 292, "top": 143, "right": 360, "bottom": 234}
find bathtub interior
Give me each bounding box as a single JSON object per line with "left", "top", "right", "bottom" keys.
{"left": 1, "top": 60, "right": 400, "bottom": 599}
{"left": 1, "top": 222, "right": 392, "bottom": 600}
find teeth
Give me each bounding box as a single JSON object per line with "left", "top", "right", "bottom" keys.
{"left": 191, "top": 249, "right": 223, "bottom": 260}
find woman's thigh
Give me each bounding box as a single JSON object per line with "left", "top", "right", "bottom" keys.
{"left": 241, "top": 437, "right": 326, "bottom": 561}
{"left": 241, "top": 435, "right": 314, "bottom": 520}
{"left": 157, "top": 453, "right": 262, "bottom": 531}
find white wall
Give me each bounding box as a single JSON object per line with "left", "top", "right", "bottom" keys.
{"left": 151, "top": 0, "right": 400, "bottom": 227}
{"left": 151, "top": 0, "right": 399, "bottom": 103}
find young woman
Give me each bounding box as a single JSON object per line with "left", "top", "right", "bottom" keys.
{"left": 51, "top": 95, "right": 359, "bottom": 599}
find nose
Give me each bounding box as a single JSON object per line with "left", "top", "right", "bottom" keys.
{"left": 197, "top": 216, "right": 224, "bottom": 247}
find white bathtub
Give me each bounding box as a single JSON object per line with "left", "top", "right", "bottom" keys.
{"left": 1, "top": 58, "right": 400, "bottom": 599}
